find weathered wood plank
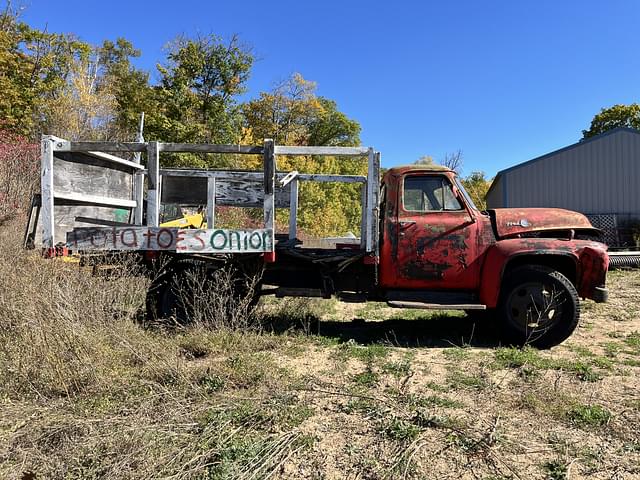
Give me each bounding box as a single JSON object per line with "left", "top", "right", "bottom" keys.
{"left": 366, "top": 148, "right": 376, "bottom": 253}
{"left": 157, "top": 169, "right": 364, "bottom": 184}
{"left": 85, "top": 151, "right": 144, "bottom": 170}
{"left": 133, "top": 112, "right": 145, "bottom": 164}
{"left": 54, "top": 191, "right": 137, "bottom": 208}
{"left": 157, "top": 169, "right": 265, "bottom": 179}
{"left": 41, "top": 137, "right": 55, "bottom": 248}
{"left": 297, "top": 174, "right": 366, "bottom": 183}
{"left": 207, "top": 177, "right": 216, "bottom": 227}
{"left": 53, "top": 155, "right": 133, "bottom": 200}
{"left": 147, "top": 142, "right": 160, "bottom": 226}
{"left": 59, "top": 142, "right": 264, "bottom": 154}
{"left": 67, "top": 227, "right": 178, "bottom": 250}
{"left": 288, "top": 178, "right": 299, "bottom": 240}
{"left": 360, "top": 183, "right": 367, "bottom": 250}
{"left": 66, "top": 227, "right": 274, "bottom": 253}
{"left": 161, "top": 176, "right": 291, "bottom": 208}
{"left": 134, "top": 172, "right": 144, "bottom": 225}
{"left": 274, "top": 145, "right": 370, "bottom": 156}
{"left": 74, "top": 216, "right": 132, "bottom": 227}
{"left": 263, "top": 139, "right": 275, "bottom": 238}
{"left": 62, "top": 142, "right": 147, "bottom": 153}
{"left": 161, "top": 143, "right": 263, "bottom": 154}
{"left": 53, "top": 205, "right": 133, "bottom": 245}
{"left": 372, "top": 152, "right": 381, "bottom": 255}
{"left": 177, "top": 228, "right": 273, "bottom": 253}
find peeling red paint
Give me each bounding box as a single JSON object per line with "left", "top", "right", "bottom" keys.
{"left": 491, "top": 208, "right": 598, "bottom": 238}
{"left": 378, "top": 166, "right": 609, "bottom": 307}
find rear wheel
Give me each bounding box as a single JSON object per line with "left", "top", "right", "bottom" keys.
{"left": 146, "top": 260, "right": 203, "bottom": 325}
{"left": 146, "top": 260, "right": 262, "bottom": 326}
{"left": 498, "top": 265, "right": 579, "bottom": 348}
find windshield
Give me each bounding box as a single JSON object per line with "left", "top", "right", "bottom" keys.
{"left": 453, "top": 176, "right": 479, "bottom": 211}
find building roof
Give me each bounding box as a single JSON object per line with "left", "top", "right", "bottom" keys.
{"left": 486, "top": 127, "right": 640, "bottom": 198}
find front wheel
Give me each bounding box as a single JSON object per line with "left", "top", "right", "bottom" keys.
{"left": 498, "top": 265, "right": 580, "bottom": 348}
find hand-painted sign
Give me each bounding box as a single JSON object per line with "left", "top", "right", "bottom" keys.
{"left": 66, "top": 227, "right": 274, "bottom": 253}
{"left": 177, "top": 229, "right": 273, "bottom": 253}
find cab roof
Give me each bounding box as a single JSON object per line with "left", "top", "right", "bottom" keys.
{"left": 384, "top": 164, "right": 453, "bottom": 176}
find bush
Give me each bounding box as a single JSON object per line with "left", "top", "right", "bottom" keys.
{"left": 0, "top": 130, "right": 38, "bottom": 223}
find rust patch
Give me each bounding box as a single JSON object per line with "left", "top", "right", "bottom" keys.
{"left": 401, "top": 259, "right": 451, "bottom": 280}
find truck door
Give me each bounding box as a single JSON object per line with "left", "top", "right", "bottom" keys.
{"left": 385, "top": 173, "right": 479, "bottom": 290}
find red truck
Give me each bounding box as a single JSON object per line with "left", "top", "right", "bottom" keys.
{"left": 30, "top": 136, "right": 609, "bottom": 348}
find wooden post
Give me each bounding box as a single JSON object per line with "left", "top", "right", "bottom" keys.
{"left": 372, "top": 152, "right": 381, "bottom": 255}
{"left": 360, "top": 182, "right": 367, "bottom": 250}
{"left": 147, "top": 141, "right": 160, "bottom": 227}
{"left": 133, "top": 112, "right": 145, "bottom": 164}
{"left": 365, "top": 148, "right": 376, "bottom": 253}
{"left": 288, "top": 177, "right": 299, "bottom": 240}
{"left": 263, "top": 139, "right": 276, "bottom": 261}
{"left": 207, "top": 177, "right": 216, "bottom": 228}
{"left": 134, "top": 172, "right": 144, "bottom": 225}
{"left": 41, "top": 136, "right": 55, "bottom": 248}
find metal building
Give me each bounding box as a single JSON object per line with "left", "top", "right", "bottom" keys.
{"left": 486, "top": 127, "right": 640, "bottom": 246}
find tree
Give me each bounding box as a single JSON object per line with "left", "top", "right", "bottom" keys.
{"left": 243, "top": 73, "right": 360, "bottom": 147}
{"left": 413, "top": 155, "right": 434, "bottom": 165}
{"left": 582, "top": 103, "right": 640, "bottom": 139}
{"left": 243, "top": 73, "right": 365, "bottom": 236}
{"left": 41, "top": 52, "right": 117, "bottom": 140}
{"left": 150, "top": 33, "right": 253, "bottom": 147}
{"left": 0, "top": 3, "right": 91, "bottom": 137}
{"left": 96, "top": 38, "right": 154, "bottom": 140}
{"left": 461, "top": 171, "right": 491, "bottom": 210}
{"left": 441, "top": 150, "right": 463, "bottom": 173}
{"left": 242, "top": 74, "right": 318, "bottom": 145}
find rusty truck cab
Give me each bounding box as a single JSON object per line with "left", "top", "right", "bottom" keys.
{"left": 379, "top": 165, "right": 495, "bottom": 292}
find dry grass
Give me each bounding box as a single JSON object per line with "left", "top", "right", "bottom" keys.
{"left": 1, "top": 219, "right": 639, "bottom": 479}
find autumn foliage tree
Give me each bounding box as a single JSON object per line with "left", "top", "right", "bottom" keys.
{"left": 0, "top": 4, "right": 367, "bottom": 236}
{"left": 243, "top": 74, "right": 364, "bottom": 236}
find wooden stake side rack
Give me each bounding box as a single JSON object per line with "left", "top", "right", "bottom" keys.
{"left": 35, "top": 136, "right": 380, "bottom": 259}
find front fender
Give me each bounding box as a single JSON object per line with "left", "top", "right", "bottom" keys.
{"left": 478, "top": 238, "right": 604, "bottom": 308}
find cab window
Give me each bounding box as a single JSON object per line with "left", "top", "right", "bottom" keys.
{"left": 403, "top": 176, "right": 462, "bottom": 212}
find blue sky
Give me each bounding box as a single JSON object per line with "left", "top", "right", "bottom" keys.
{"left": 21, "top": 0, "right": 640, "bottom": 177}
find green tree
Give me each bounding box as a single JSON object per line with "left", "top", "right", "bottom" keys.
{"left": 243, "top": 73, "right": 365, "bottom": 236}
{"left": 413, "top": 155, "right": 434, "bottom": 165}
{"left": 582, "top": 103, "right": 640, "bottom": 139}
{"left": 40, "top": 52, "right": 117, "bottom": 140}
{"left": 243, "top": 73, "right": 360, "bottom": 147}
{"left": 461, "top": 171, "right": 491, "bottom": 210}
{"left": 97, "top": 38, "right": 154, "bottom": 140}
{"left": 149, "top": 34, "right": 253, "bottom": 147}
{"left": 0, "top": 4, "right": 91, "bottom": 137}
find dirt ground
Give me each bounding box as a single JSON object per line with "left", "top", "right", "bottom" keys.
{"left": 0, "top": 247, "right": 639, "bottom": 479}
{"left": 271, "top": 269, "right": 640, "bottom": 479}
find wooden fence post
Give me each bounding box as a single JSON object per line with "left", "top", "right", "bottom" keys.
{"left": 147, "top": 142, "right": 160, "bottom": 227}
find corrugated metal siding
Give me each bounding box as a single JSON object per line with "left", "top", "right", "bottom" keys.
{"left": 491, "top": 130, "right": 640, "bottom": 214}
{"left": 486, "top": 178, "right": 502, "bottom": 208}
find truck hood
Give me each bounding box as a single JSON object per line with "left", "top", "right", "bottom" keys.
{"left": 489, "top": 208, "right": 599, "bottom": 239}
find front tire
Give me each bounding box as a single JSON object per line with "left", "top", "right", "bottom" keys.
{"left": 498, "top": 265, "right": 579, "bottom": 348}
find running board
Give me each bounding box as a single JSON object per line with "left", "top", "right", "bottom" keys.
{"left": 275, "top": 288, "right": 327, "bottom": 298}
{"left": 387, "top": 301, "right": 486, "bottom": 310}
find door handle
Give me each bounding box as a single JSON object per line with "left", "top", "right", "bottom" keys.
{"left": 399, "top": 220, "right": 416, "bottom": 228}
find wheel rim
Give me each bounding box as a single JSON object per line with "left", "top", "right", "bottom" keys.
{"left": 506, "top": 281, "right": 564, "bottom": 333}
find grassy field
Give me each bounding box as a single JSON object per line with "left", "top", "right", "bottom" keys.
{"left": 0, "top": 222, "right": 639, "bottom": 479}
